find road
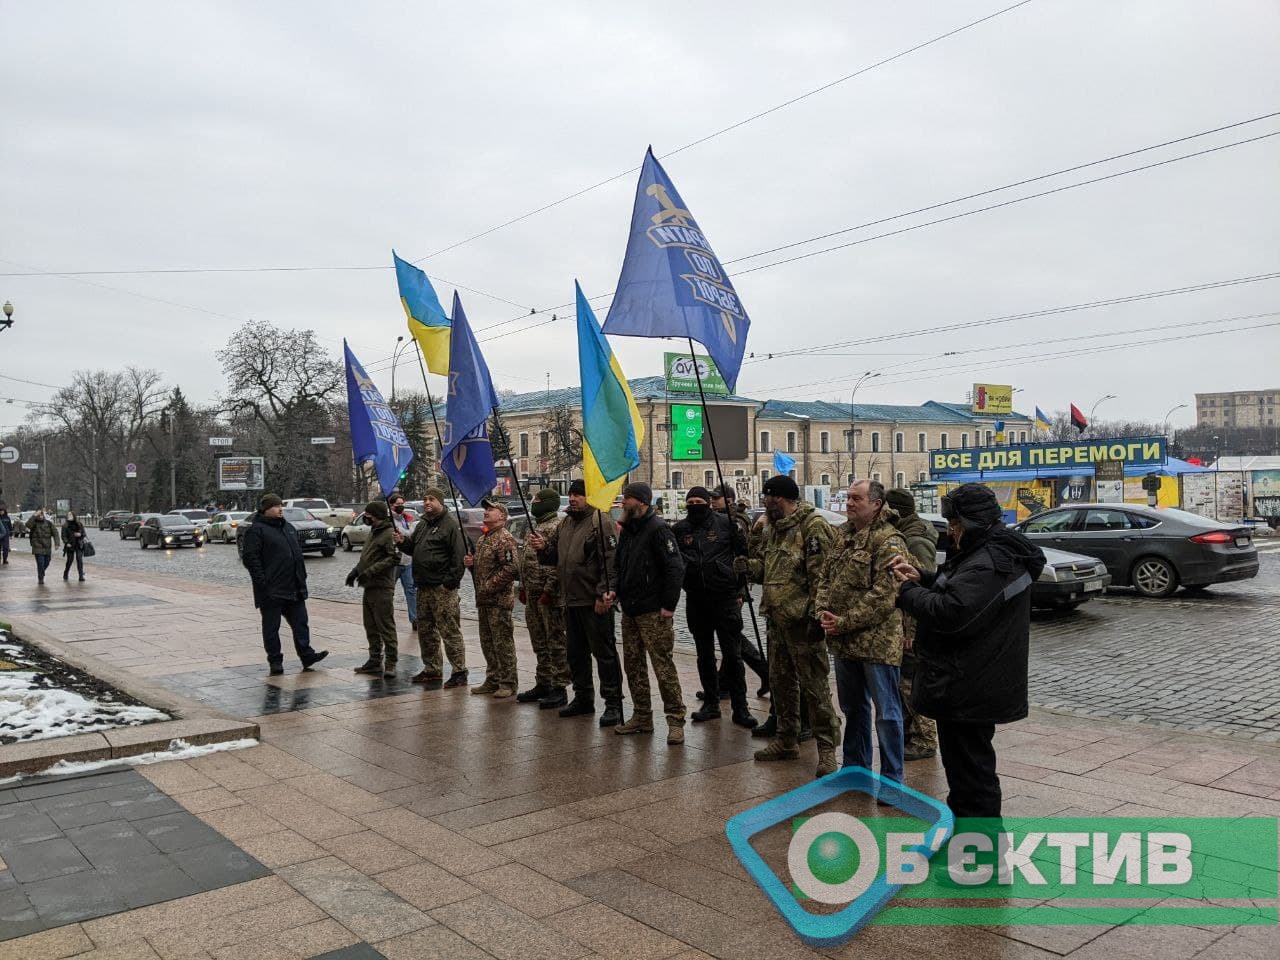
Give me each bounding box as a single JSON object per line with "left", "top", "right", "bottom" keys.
{"left": 83, "top": 528, "right": 1280, "bottom": 740}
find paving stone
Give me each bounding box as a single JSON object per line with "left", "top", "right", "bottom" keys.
{"left": 0, "top": 923, "right": 94, "bottom": 958}
{"left": 22, "top": 868, "right": 127, "bottom": 925}
{"left": 312, "top": 945, "right": 390, "bottom": 960}
{"left": 271, "top": 917, "right": 362, "bottom": 957}
{"left": 318, "top": 830, "right": 420, "bottom": 875}
{"left": 94, "top": 853, "right": 205, "bottom": 908}
{"left": 2, "top": 837, "right": 91, "bottom": 882}
{"left": 234, "top": 829, "right": 327, "bottom": 869}
{"left": 0, "top": 811, "right": 61, "bottom": 849}
{"left": 375, "top": 925, "right": 491, "bottom": 960}
{"left": 373, "top": 861, "right": 480, "bottom": 911}
{"left": 465, "top": 862, "right": 589, "bottom": 919}
{"left": 167, "top": 841, "right": 271, "bottom": 888}
{"left": 64, "top": 820, "right": 161, "bottom": 867}
{"left": 430, "top": 894, "right": 593, "bottom": 960}
{"left": 279, "top": 856, "right": 435, "bottom": 942}
{"left": 133, "top": 811, "right": 226, "bottom": 853}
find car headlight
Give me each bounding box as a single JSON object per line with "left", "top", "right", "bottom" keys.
{"left": 1094, "top": 563, "right": 1107, "bottom": 577}
{"left": 1040, "top": 566, "right": 1059, "bottom": 582}
{"left": 327, "top": 526, "right": 337, "bottom": 534}
{"left": 164, "top": 535, "right": 174, "bottom": 543}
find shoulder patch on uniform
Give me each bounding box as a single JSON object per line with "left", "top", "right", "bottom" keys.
{"left": 503, "top": 549, "right": 513, "bottom": 563}
{"left": 607, "top": 535, "right": 618, "bottom": 549}
{"left": 805, "top": 535, "right": 823, "bottom": 556}
{"left": 664, "top": 537, "right": 676, "bottom": 554}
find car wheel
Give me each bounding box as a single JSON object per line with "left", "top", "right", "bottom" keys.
{"left": 140, "top": 537, "right": 148, "bottom": 549}
{"left": 320, "top": 548, "right": 335, "bottom": 557}
{"left": 1131, "top": 556, "right": 1177, "bottom": 598}
{"left": 120, "top": 531, "right": 126, "bottom": 540}
{"left": 341, "top": 535, "right": 352, "bottom": 552}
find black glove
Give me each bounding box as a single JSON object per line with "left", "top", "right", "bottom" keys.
{"left": 732, "top": 556, "right": 749, "bottom": 575}
{"left": 445, "top": 579, "right": 461, "bottom": 590}
{"left": 345, "top": 568, "right": 360, "bottom": 587}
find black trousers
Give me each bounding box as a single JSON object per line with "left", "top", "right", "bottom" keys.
{"left": 564, "top": 605, "right": 623, "bottom": 708}
{"left": 63, "top": 549, "right": 85, "bottom": 578}
{"left": 936, "top": 720, "right": 1001, "bottom": 818}
{"left": 260, "top": 599, "right": 316, "bottom": 665}
{"left": 687, "top": 592, "right": 748, "bottom": 712}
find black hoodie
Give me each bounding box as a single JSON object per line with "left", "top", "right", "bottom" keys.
{"left": 896, "top": 522, "right": 1045, "bottom": 724}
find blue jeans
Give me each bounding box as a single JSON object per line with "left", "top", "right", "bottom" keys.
{"left": 35, "top": 552, "right": 51, "bottom": 581}
{"left": 397, "top": 564, "right": 417, "bottom": 626}
{"left": 834, "top": 658, "right": 904, "bottom": 783}
{"left": 260, "top": 599, "right": 316, "bottom": 665}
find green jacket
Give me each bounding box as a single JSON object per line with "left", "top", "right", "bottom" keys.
{"left": 519, "top": 513, "right": 561, "bottom": 602}
{"left": 354, "top": 520, "right": 400, "bottom": 590}
{"left": 816, "top": 511, "right": 909, "bottom": 664}
{"left": 26, "top": 516, "right": 60, "bottom": 555}
{"left": 747, "top": 502, "right": 835, "bottom": 624}
{"left": 399, "top": 508, "right": 466, "bottom": 588}
{"left": 892, "top": 511, "right": 939, "bottom": 576}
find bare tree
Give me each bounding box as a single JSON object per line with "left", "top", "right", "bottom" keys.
{"left": 542, "top": 403, "right": 582, "bottom": 475}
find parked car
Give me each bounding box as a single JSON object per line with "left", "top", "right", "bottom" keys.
{"left": 139, "top": 514, "right": 205, "bottom": 549}
{"left": 12, "top": 510, "right": 35, "bottom": 537}
{"left": 119, "top": 513, "right": 160, "bottom": 540}
{"left": 282, "top": 498, "right": 355, "bottom": 528}
{"left": 167, "top": 509, "right": 212, "bottom": 534}
{"left": 98, "top": 510, "right": 133, "bottom": 531}
{"left": 238, "top": 508, "right": 338, "bottom": 557}
{"left": 206, "top": 511, "right": 251, "bottom": 543}
{"left": 1012, "top": 504, "right": 1258, "bottom": 598}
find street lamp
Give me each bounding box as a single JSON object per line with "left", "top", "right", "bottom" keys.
{"left": 390, "top": 335, "right": 410, "bottom": 402}
{"left": 847, "top": 371, "right": 880, "bottom": 480}
{"left": 1, "top": 301, "right": 12, "bottom": 332}
{"left": 1089, "top": 394, "right": 1118, "bottom": 433}
{"left": 1162, "top": 402, "right": 1188, "bottom": 437}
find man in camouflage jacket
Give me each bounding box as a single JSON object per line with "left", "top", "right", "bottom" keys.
{"left": 466, "top": 499, "right": 519, "bottom": 697}
{"left": 886, "top": 487, "right": 940, "bottom": 760}
{"left": 517, "top": 488, "right": 571, "bottom": 708}
{"left": 741, "top": 475, "right": 841, "bottom": 778}
{"left": 817, "top": 480, "right": 910, "bottom": 783}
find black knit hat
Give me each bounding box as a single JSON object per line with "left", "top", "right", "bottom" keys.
{"left": 259, "top": 493, "right": 283, "bottom": 511}
{"left": 711, "top": 483, "right": 735, "bottom": 501}
{"left": 364, "top": 500, "right": 389, "bottom": 521}
{"left": 761, "top": 475, "right": 800, "bottom": 501}
{"left": 686, "top": 486, "right": 712, "bottom": 502}
{"left": 622, "top": 482, "right": 652, "bottom": 505}
{"left": 941, "top": 483, "right": 1002, "bottom": 528}
{"left": 568, "top": 479, "right": 586, "bottom": 496}
{"left": 885, "top": 488, "right": 916, "bottom": 516}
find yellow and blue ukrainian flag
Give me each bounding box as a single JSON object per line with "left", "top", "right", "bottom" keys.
{"left": 393, "top": 250, "right": 451, "bottom": 375}
{"left": 1034, "top": 406, "right": 1051, "bottom": 431}
{"left": 576, "top": 281, "right": 643, "bottom": 512}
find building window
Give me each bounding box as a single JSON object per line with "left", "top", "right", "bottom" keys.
{"left": 671, "top": 471, "right": 683, "bottom": 489}
{"left": 1019, "top": 431, "right": 1027, "bottom": 443}
{"left": 734, "top": 468, "right": 744, "bottom": 476}
{"left": 917, "top": 432, "right": 926, "bottom": 452}
{"left": 871, "top": 432, "right": 881, "bottom": 453}
{"left": 847, "top": 473, "right": 855, "bottom": 485}
{"left": 961, "top": 433, "right": 969, "bottom": 448}
{"left": 894, "top": 432, "right": 904, "bottom": 453}
{"left": 820, "top": 473, "right": 830, "bottom": 485}
{"left": 761, "top": 469, "right": 771, "bottom": 482}
{"left": 896, "top": 472, "right": 905, "bottom": 487}
{"left": 919, "top": 471, "right": 927, "bottom": 481}
{"left": 760, "top": 431, "right": 771, "bottom": 452}
{"left": 940, "top": 432, "right": 949, "bottom": 449}
{"left": 845, "top": 429, "right": 856, "bottom": 452}
{"left": 872, "top": 472, "right": 881, "bottom": 482}
{"left": 986, "top": 430, "right": 993, "bottom": 445}
{"left": 787, "top": 431, "right": 797, "bottom": 453}
{"left": 704, "top": 470, "right": 714, "bottom": 486}
{"left": 820, "top": 431, "right": 830, "bottom": 453}
{"left": 519, "top": 433, "right": 529, "bottom": 457}
{"left": 539, "top": 432, "right": 549, "bottom": 456}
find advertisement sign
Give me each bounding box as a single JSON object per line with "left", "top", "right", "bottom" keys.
{"left": 670, "top": 403, "right": 704, "bottom": 460}
{"left": 971, "top": 382, "right": 1013, "bottom": 415}
{"left": 1252, "top": 470, "right": 1280, "bottom": 498}
{"left": 664, "top": 352, "right": 729, "bottom": 395}
{"left": 21, "top": 463, "right": 37, "bottom": 470}
{"left": 1094, "top": 459, "right": 1124, "bottom": 503}
{"left": 930, "top": 436, "right": 1167, "bottom": 478}
{"left": 218, "top": 456, "right": 265, "bottom": 491}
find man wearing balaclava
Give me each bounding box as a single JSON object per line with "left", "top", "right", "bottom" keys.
{"left": 515, "top": 487, "right": 572, "bottom": 708}
{"left": 891, "top": 483, "right": 1045, "bottom": 818}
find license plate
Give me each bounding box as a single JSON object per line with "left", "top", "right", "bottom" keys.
{"left": 307, "top": 534, "right": 320, "bottom": 540}
{"left": 1084, "top": 581, "right": 1103, "bottom": 592}
{"left": 1236, "top": 537, "right": 1251, "bottom": 547}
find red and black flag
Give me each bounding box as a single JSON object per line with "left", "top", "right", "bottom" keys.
{"left": 1070, "top": 403, "right": 1088, "bottom": 434}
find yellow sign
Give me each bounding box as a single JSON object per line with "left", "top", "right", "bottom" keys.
{"left": 971, "top": 383, "right": 1013, "bottom": 415}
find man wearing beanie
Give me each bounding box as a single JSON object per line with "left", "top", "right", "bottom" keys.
{"left": 241, "top": 493, "right": 328, "bottom": 675}
{"left": 740, "top": 475, "right": 841, "bottom": 777}
{"left": 885, "top": 487, "right": 940, "bottom": 760}
{"left": 465, "top": 498, "right": 520, "bottom": 698}
{"left": 892, "top": 483, "right": 1045, "bottom": 817}
{"left": 609, "top": 481, "right": 687, "bottom": 743}
{"left": 516, "top": 488, "right": 571, "bottom": 708}
{"left": 398, "top": 487, "right": 469, "bottom": 686}
{"left": 530, "top": 479, "right": 624, "bottom": 726}
{"left": 674, "top": 487, "right": 756, "bottom": 729}
{"left": 346, "top": 500, "right": 401, "bottom": 678}
{"left": 708, "top": 483, "right": 769, "bottom": 699}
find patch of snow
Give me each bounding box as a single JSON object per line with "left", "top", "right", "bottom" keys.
{"left": 0, "top": 737, "right": 260, "bottom": 785}
{"left": 0, "top": 667, "right": 170, "bottom": 742}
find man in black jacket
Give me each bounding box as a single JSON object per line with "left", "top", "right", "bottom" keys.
{"left": 241, "top": 493, "right": 329, "bottom": 676}
{"left": 674, "top": 486, "right": 756, "bottom": 728}
{"left": 398, "top": 488, "right": 468, "bottom": 687}
{"left": 708, "top": 484, "right": 768, "bottom": 699}
{"left": 891, "top": 483, "right": 1045, "bottom": 818}
{"left": 607, "top": 482, "right": 687, "bottom": 744}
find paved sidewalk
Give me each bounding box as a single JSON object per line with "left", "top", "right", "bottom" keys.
{"left": 0, "top": 564, "right": 1277, "bottom": 959}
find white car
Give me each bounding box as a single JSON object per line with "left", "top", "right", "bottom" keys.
{"left": 207, "top": 511, "right": 251, "bottom": 544}
{"left": 340, "top": 513, "right": 416, "bottom": 551}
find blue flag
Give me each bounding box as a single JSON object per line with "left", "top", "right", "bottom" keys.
{"left": 441, "top": 292, "right": 500, "bottom": 505}
{"left": 602, "top": 148, "right": 751, "bottom": 391}
{"left": 344, "top": 341, "right": 414, "bottom": 498}
{"left": 773, "top": 450, "right": 796, "bottom": 476}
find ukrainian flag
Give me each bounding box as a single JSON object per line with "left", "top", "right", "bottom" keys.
{"left": 1034, "top": 406, "right": 1051, "bottom": 431}
{"left": 576, "top": 281, "right": 643, "bottom": 512}
{"left": 393, "top": 250, "right": 450, "bottom": 375}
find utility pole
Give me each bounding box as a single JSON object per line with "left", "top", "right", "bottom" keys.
{"left": 91, "top": 438, "right": 100, "bottom": 518}
{"left": 41, "top": 434, "right": 49, "bottom": 510}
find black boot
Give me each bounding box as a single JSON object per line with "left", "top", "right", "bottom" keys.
{"left": 732, "top": 710, "right": 759, "bottom": 729}
{"left": 516, "top": 684, "right": 550, "bottom": 703}
{"left": 598, "top": 704, "right": 623, "bottom": 727}
{"left": 538, "top": 687, "right": 568, "bottom": 709}
{"left": 302, "top": 650, "right": 329, "bottom": 671}
{"left": 691, "top": 705, "right": 722, "bottom": 722}
{"left": 268, "top": 661, "right": 285, "bottom": 676}
{"left": 443, "top": 670, "right": 469, "bottom": 688}
{"left": 354, "top": 658, "right": 381, "bottom": 675}
{"left": 559, "top": 699, "right": 595, "bottom": 718}
{"left": 751, "top": 715, "right": 777, "bottom": 739}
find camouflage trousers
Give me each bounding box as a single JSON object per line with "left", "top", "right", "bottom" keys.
{"left": 525, "top": 598, "right": 570, "bottom": 689}
{"left": 620, "top": 611, "right": 686, "bottom": 725}
{"left": 415, "top": 585, "right": 466, "bottom": 675}
{"left": 900, "top": 648, "right": 938, "bottom": 751}
{"left": 477, "top": 605, "right": 517, "bottom": 690}
{"left": 767, "top": 617, "right": 841, "bottom": 751}
{"left": 362, "top": 586, "right": 397, "bottom": 665}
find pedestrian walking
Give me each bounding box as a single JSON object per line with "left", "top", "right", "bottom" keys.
{"left": 515, "top": 487, "right": 571, "bottom": 708}
{"left": 885, "top": 487, "right": 940, "bottom": 761}
{"left": 0, "top": 506, "right": 13, "bottom": 565}
{"left": 25, "top": 508, "right": 59, "bottom": 585}
{"left": 387, "top": 491, "right": 418, "bottom": 634}
{"left": 61, "top": 510, "right": 88, "bottom": 581}
{"left": 743, "top": 476, "right": 842, "bottom": 778}
{"left": 817, "top": 481, "right": 910, "bottom": 784}
{"left": 346, "top": 500, "right": 400, "bottom": 678}
{"left": 467, "top": 498, "right": 519, "bottom": 698}
{"left": 892, "top": 483, "right": 1045, "bottom": 818}
{"left": 610, "top": 482, "right": 687, "bottom": 744}
{"left": 530, "top": 479, "right": 624, "bottom": 726}
{"left": 674, "top": 486, "right": 757, "bottom": 728}
{"left": 240, "top": 493, "right": 329, "bottom": 676}
{"left": 398, "top": 487, "right": 468, "bottom": 687}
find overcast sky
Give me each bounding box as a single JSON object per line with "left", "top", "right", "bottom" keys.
{"left": 3, "top": 0, "right": 1278, "bottom": 434}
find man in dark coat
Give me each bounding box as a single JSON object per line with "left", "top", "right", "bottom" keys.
{"left": 709, "top": 484, "right": 768, "bottom": 697}
{"left": 241, "top": 493, "right": 329, "bottom": 676}
{"left": 24, "top": 508, "right": 59, "bottom": 585}
{"left": 891, "top": 483, "right": 1045, "bottom": 818}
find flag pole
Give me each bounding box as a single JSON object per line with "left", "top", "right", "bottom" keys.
{"left": 685, "top": 338, "right": 765, "bottom": 663}
{"left": 411, "top": 342, "right": 477, "bottom": 568}
{"left": 490, "top": 411, "right": 532, "bottom": 521}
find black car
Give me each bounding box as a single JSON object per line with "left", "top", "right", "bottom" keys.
{"left": 237, "top": 508, "right": 338, "bottom": 557}
{"left": 98, "top": 510, "right": 132, "bottom": 531}
{"left": 139, "top": 513, "right": 205, "bottom": 549}
{"left": 119, "top": 513, "right": 160, "bottom": 540}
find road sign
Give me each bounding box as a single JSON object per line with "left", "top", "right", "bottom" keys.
{"left": 208, "top": 437, "right": 233, "bottom": 446}
{"left": 125, "top": 462, "right": 138, "bottom": 479}
{"left": 310, "top": 436, "right": 336, "bottom": 445}
{"left": 0, "top": 446, "right": 18, "bottom": 464}
{"left": 21, "top": 463, "right": 38, "bottom": 470}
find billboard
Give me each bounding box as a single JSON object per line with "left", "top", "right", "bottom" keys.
{"left": 664, "top": 352, "right": 728, "bottom": 395}
{"left": 930, "top": 437, "right": 1167, "bottom": 478}
{"left": 670, "top": 404, "right": 704, "bottom": 460}
{"left": 971, "top": 383, "right": 1014, "bottom": 415}
{"left": 218, "top": 456, "right": 265, "bottom": 491}
{"left": 669, "top": 404, "right": 750, "bottom": 461}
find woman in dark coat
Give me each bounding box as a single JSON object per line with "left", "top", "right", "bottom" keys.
{"left": 62, "top": 510, "right": 88, "bottom": 581}
{"left": 890, "top": 484, "right": 1045, "bottom": 818}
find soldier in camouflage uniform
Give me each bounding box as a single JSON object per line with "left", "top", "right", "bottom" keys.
{"left": 398, "top": 487, "right": 468, "bottom": 687}
{"left": 609, "top": 483, "right": 688, "bottom": 744}
{"left": 817, "top": 480, "right": 911, "bottom": 782}
{"left": 347, "top": 500, "right": 402, "bottom": 678}
{"left": 516, "top": 488, "right": 571, "bottom": 708}
{"left": 466, "top": 499, "right": 520, "bottom": 697}
{"left": 886, "top": 488, "right": 940, "bottom": 760}
{"left": 740, "top": 475, "right": 841, "bottom": 778}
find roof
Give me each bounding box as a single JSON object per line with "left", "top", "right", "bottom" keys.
{"left": 497, "top": 375, "right": 757, "bottom": 414}
{"left": 1210, "top": 456, "right": 1280, "bottom": 472}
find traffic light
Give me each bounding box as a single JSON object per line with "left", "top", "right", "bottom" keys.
{"left": 1141, "top": 474, "right": 1162, "bottom": 493}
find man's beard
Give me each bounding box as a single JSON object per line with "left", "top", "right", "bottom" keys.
{"left": 765, "top": 504, "right": 785, "bottom": 522}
